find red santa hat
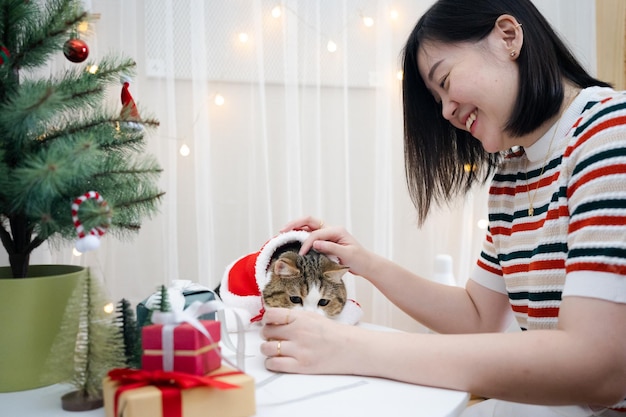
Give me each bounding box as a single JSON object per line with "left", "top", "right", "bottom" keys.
{"left": 120, "top": 77, "right": 139, "bottom": 117}
{"left": 219, "top": 230, "right": 362, "bottom": 327}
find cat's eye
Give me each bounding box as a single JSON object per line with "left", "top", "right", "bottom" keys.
{"left": 318, "top": 299, "right": 330, "bottom": 307}
{"left": 289, "top": 296, "right": 302, "bottom": 305}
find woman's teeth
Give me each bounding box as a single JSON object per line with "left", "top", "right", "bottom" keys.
{"left": 466, "top": 112, "right": 476, "bottom": 131}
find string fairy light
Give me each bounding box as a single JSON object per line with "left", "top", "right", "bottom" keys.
{"left": 271, "top": 5, "right": 282, "bottom": 18}
{"left": 214, "top": 93, "right": 225, "bottom": 106}
{"left": 238, "top": 32, "right": 249, "bottom": 43}
{"left": 271, "top": 4, "right": 402, "bottom": 56}
{"left": 75, "top": 12, "right": 100, "bottom": 37}
{"left": 103, "top": 302, "right": 115, "bottom": 314}
{"left": 77, "top": 20, "right": 90, "bottom": 33}
{"left": 179, "top": 143, "right": 190, "bottom": 157}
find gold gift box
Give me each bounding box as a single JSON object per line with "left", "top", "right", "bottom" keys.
{"left": 103, "top": 365, "right": 256, "bottom": 417}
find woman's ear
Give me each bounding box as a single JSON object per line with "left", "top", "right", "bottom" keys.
{"left": 494, "top": 14, "right": 523, "bottom": 59}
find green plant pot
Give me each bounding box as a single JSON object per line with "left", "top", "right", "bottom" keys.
{"left": 0, "top": 265, "right": 85, "bottom": 392}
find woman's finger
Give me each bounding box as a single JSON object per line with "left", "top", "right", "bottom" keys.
{"left": 264, "top": 355, "right": 300, "bottom": 373}
{"left": 280, "top": 216, "right": 323, "bottom": 233}
{"left": 262, "top": 307, "right": 294, "bottom": 325}
{"left": 260, "top": 339, "right": 290, "bottom": 358}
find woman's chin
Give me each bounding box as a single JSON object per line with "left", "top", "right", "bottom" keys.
{"left": 478, "top": 139, "right": 506, "bottom": 154}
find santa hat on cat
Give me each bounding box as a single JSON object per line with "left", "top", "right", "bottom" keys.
{"left": 219, "top": 230, "right": 362, "bottom": 327}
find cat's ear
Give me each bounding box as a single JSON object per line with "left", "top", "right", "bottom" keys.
{"left": 273, "top": 258, "right": 300, "bottom": 278}
{"left": 323, "top": 264, "right": 349, "bottom": 283}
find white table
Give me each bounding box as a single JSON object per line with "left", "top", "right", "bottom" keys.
{"left": 0, "top": 324, "right": 469, "bottom": 417}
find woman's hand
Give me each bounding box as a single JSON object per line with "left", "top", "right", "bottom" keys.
{"left": 260, "top": 307, "right": 357, "bottom": 375}
{"left": 280, "top": 216, "right": 326, "bottom": 234}
{"left": 280, "top": 216, "right": 375, "bottom": 278}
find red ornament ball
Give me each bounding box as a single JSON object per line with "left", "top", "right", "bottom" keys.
{"left": 63, "top": 38, "right": 89, "bottom": 63}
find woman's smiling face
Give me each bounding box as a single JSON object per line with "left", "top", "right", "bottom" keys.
{"left": 417, "top": 17, "right": 526, "bottom": 153}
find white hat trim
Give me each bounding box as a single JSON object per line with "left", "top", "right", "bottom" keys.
{"left": 253, "top": 230, "right": 311, "bottom": 292}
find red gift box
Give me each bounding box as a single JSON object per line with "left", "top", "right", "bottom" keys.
{"left": 142, "top": 320, "right": 221, "bottom": 376}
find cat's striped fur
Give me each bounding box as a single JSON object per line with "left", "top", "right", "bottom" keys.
{"left": 262, "top": 250, "right": 348, "bottom": 318}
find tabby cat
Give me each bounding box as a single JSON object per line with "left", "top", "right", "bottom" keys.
{"left": 262, "top": 249, "right": 349, "bottom": 318}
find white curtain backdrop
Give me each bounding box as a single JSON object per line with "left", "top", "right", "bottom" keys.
{"left": 4, "top": 0, "right": 597, "bottom": 332}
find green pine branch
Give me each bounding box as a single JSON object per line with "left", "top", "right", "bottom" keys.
{"left": 1, "top": 0, "right": 87, "bottom": 72}
{"left": 0, "top": 0, "right": 164, "bottom": 278}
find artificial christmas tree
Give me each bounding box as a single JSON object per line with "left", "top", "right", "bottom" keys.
{"left": 0, "top": 0, "right": 163, "bottom": 392}
{"left": 0, "top": 0, "right": 164, "bottom": 279}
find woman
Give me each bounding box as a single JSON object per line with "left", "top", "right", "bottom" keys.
{"left": 260, "top": 0, "right": 626, "bottom": 415}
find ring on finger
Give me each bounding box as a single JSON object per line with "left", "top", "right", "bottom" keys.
{"left": 319, "top": 219, "right": 324, "bottom": 229}
{"left": 276, "top": 340, "right": 282, "bottom": 357}
{"left": 285, "top": 310, "right": 290, "bottom": 325}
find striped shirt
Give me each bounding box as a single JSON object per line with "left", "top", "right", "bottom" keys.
{"left": 472, "top": 86, "right": 626, "bottom": 410}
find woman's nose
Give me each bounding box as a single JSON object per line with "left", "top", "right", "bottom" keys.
{"left": 441, "top": 97, "right": 458, "bottom": 121}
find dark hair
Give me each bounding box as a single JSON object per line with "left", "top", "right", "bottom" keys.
{"left": 402, "top": 0, "right": 610, "bottom": 224}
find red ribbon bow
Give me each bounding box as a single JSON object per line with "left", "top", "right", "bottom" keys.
{"left": 108, "top": 368, "right": 241, "bottom": 417}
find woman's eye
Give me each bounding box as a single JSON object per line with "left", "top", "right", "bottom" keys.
{"left": 439, "top": 74, "right": 448, "bottom": 89}
{"left": 289, "top": 296, "right": 302, "bottom": 305}
{"left": 318, "top": 299, "right": 330, "bottom": 306}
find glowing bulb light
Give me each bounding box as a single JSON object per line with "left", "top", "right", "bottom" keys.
{"left": 77, "top": 21, "right": 89, "bottom": 33}
{"left": 271, "top": 6, "right": 281, "bottom": 18}
{"left": 103, "top": 303, "right": 115, "bottom": 314}
{"left": 363, "top": 16, "right": 374, "bottom": 27}
{"left": 73, "top": 248, "right": 83, "bottom": 257}
{"left": 390, "top": 9, "right": 399, "bottom": 20}
{"left": 214, "top": 94, "right": 225, "bottom": 106}
{"left": 238, "top": 32, "right": 249, "bottom": 43}
{"left": 87, "top": 65, "right": 98, "bottom": 74}
{"left": 327, "top": 40, "right": 337, "bottom": 53}
{"left": 179, "top": 144, "right": 190, "bottom": 157}
{"left": 477, "top": 219, "right": 489, "bottom": 230}
{"left": 396, "top": 70, "right": 404, "bottom": 81}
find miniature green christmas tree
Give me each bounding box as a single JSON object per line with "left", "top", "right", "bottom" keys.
{"left": 44, "top": 269, "right": 126, "bottom": 411}
{"left": 157, "top": 284, "right": 172, "bottom": 312}
{"left": 115, "top": 298, "right": 141, "bottom": 368}
{"left": 0, "top": 0, "right": 164, "bottom": 278}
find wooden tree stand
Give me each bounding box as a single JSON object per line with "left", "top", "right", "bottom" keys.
{"left": 61, "top": 390, "right": 103, "bottom": 412}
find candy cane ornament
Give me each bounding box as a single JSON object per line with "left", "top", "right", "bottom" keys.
{"left": 72, "top": 191, "right": 111, "bottom": 253}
